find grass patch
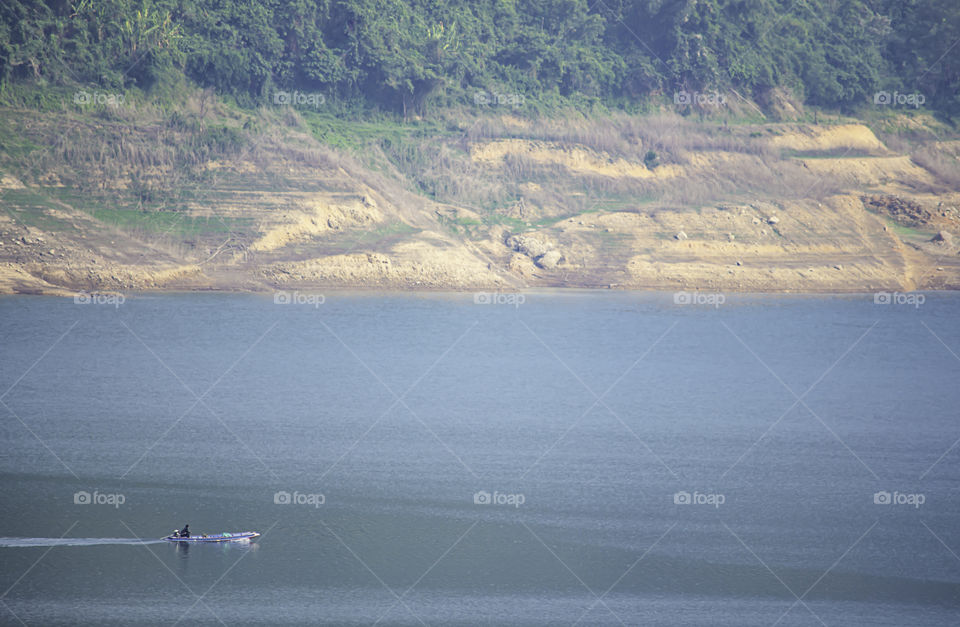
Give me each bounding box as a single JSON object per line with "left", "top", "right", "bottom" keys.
{"left": 342, "top": 221, "right": 421, "bottom": 250}
{"left": 0, "top": 116, "right": 45, "bottom": 163}
{"left": 301, "top": 112, "right": 452, "bottom": 152}
{"left": 885, "top": 220, "right": 930, "bottom": 239}
{"left": 782, "top": 149, "right": 879, "bottom": 159}
{"left": 373, "top": 221, "right": 419, "bottom": 237}
{"left": 2, "top": 187, "right": 252, "bottom": 237}
{"left": 0, "top": 189, "right": 79, "bottom": 232}
{"left": 85, "top": 208, "right": 252, "bottom": 236}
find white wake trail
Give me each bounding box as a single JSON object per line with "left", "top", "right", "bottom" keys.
{"left": 0, "top": 537, "right": 164, "bottom": 547}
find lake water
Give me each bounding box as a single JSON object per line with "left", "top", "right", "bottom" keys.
{"left": 1, "top": 291, "right": 959, "bottom": 625}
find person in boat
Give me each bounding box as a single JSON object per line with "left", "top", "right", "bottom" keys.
{"left": 178, "top": 524, "right": 190, "bottom": 538}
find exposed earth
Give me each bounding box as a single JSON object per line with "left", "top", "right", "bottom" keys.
{"left": 1, "top": 102, "right": 958, "bottom": 295}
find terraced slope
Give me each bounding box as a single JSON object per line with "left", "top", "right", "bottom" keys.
{"left": 0, "top": 103, "right": 957, "bottom": 294}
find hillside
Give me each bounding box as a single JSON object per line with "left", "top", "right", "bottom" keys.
{"left": 0, "top": 90, "right": 958, "bottom": 294}
{"left": 4, "top": 1, "right": 959, "bottom": 118}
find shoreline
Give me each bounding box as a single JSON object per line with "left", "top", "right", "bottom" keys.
{"left": 3, "top": 283, "right": 954, "bottom": 298}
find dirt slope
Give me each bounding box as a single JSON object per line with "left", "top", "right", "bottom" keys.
{"left": 1, "top": 110, "right": 958, "bottom": 294}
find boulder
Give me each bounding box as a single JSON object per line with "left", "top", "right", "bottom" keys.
{"left": 931, "top": 231, "right": 953, "bottom": 245}
{"left": 506, "top": 234, "right": 550, "bottom": 258}
{"left": 535, "top": 250, "right": 563, "bottom": 269}
{"left": 767, "top": 216, "right": 780, "bottom": 225}
{"left": 675, "top": 231, "right": 688, "bottom": 241}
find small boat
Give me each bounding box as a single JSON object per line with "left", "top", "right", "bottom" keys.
{"left": 163, "top": 531, "right": 260, "bottom": 543}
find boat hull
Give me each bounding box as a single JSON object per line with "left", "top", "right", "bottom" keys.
{"left": 163, "top": 531, "right": 260, "bottom": 543}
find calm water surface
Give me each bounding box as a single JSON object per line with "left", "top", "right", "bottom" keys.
{"left": 1, "top": 291, "right": 959, "bottom": 625}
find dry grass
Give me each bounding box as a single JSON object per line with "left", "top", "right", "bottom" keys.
{"left": 462, "top": 111, "right": 775, "bottom": 164}
{"left": 911, "top": 145, "right": 960, "bottom": 189}
{"left": 8, "top": 95, "right": 954, "bottom": 253}
{"left": 401, "top": 110, "right": 843, "bottom": 217}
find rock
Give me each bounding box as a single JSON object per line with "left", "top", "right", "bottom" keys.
{"left": 736, "top": 260, "right": 743, "bottom": 266}
{"left": 506, "top": 234, "right": 550, "bottom": 258}
{"left": 675, "top": 231, "right": 688, "bottom": 241}
{"left": 727, "top": 233, "right": 736, "bottom": 241}
{"left": 834, "top": 264, "right": 843, "bottom": 271}
{"left": 362, "top": 195, "right": 376, "bottom": 207}
{"left": 48, "top": 249, "right": 55, "bottom": 255}
{"left": 767, "top": 216, "right": 780, "bottom": 225}
{"left": 931, "top": 230, "right": 953, "bottom": 245}
{"left": 752, "top": 217, "right": 761, "bottom": 225}
{"left": 535, "top": 250, "right": 563, "bottom": 269}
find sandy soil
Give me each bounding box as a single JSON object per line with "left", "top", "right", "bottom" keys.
{"left": 1, "top": 120, "right": 958, "bottom": 295}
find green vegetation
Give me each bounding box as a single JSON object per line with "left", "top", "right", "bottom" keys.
{"left": 1, "top": 1, "right": 957, "bottom": 256}
{"left": 83, "top": 207, "right": 250, "bottom": 236}
{"left": 1, "top": 1, "right": 958, "bottom": 118}
{"left": 345, "top": 220, "right": 421, "bottom": 250}
{"left": 1, "top": 186, "right": 250, "bottom": 237}
{"left": 885, "top": 220, "right": 932, "bottom": 239}
{"left": 643, "top": 150, "right": 659, "bottom": 170}
{"left": 1, "top": 189, "right": 79, "bottom": 232}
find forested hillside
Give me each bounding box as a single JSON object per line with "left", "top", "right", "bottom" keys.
{"left": 1, "top": 0, "right": 958, "bottom": 117}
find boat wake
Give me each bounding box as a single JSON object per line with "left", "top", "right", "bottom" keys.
{"left": 0, "top": 537, "right": 165, "bottom": 548}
